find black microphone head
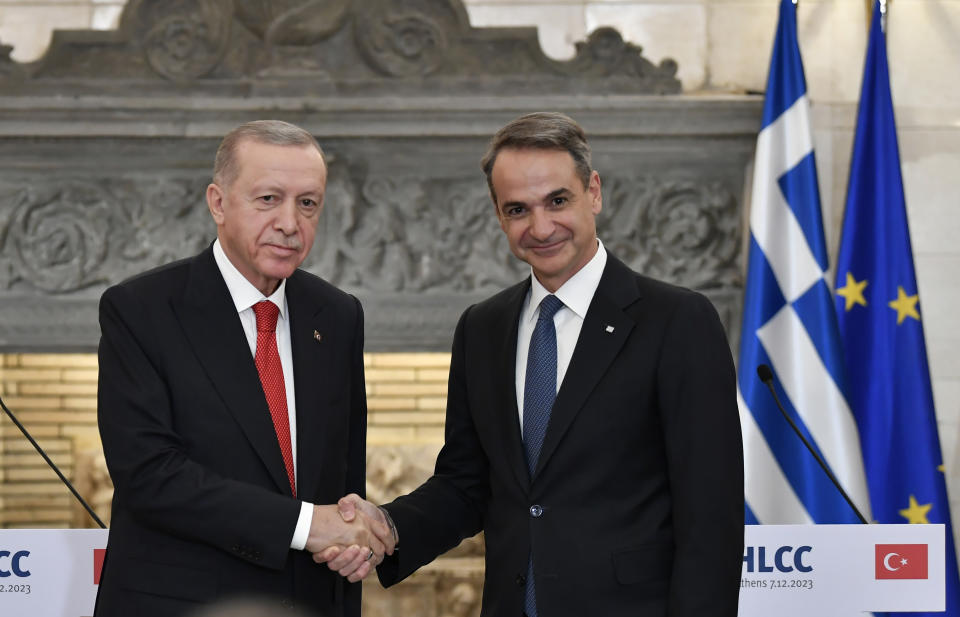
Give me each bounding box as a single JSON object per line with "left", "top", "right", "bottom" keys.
{"left": 756, "top": 364, "right": 774, "bottom": 383}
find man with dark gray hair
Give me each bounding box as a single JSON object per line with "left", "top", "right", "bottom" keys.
{"left": 329, "top": 112, "right": 744, "bottom": 616}
{"left": 95, "top": 120, "right": 393, "bottom": 617}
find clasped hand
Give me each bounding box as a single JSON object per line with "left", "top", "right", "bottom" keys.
{"left": 306, "top": 494, "right": 396, "bottom": 582}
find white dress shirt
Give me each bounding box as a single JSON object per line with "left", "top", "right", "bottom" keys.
{"left": 213, "top": 239, "right": 313, "bottom": 550}
{"left": 515, "top": 239, "right": 608, "bottom": 430}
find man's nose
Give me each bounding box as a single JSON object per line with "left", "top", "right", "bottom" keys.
{"left": 274, "top": 199, "right": 298, "bottom": 234}
{"left": 529, "top": 208, "right": 555, "bottom": 239}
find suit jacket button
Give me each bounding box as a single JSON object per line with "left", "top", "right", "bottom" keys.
{"left": 530, "top": 505, "right": 543, "bottom": 518}
{"left": 516, "top": 574, "right": 526, "bottom": 586}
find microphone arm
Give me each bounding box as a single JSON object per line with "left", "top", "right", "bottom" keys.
{"left": 0, "top": 393, "right": 106, "bottom": 529}
{"left": 755, "top": 364, "right": 868, "bottom": 524}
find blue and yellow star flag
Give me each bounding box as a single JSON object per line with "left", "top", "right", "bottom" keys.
{"left": 835, "top": 2, "right": 960, "bottom": 614}
{"left": 738, "top": 0, "right": 871, "bottom": 525}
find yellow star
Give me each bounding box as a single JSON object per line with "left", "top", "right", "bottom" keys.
{"left": 939, "top": 464, "right": 945, "bottom": 473}
{"left": 836, "top": 272, "right": 868, "bottom": 311}
{"left": 888, "top": 286, "right": 920, "bottom": 325}
{"left": 899, "top": 495, "right": 932, "bottom": 524}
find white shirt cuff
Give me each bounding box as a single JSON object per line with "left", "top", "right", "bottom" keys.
{"left": 290, "top": 501, "right": 314, "bottom": 550}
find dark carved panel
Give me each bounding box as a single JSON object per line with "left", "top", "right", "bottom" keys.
{"left": 0, "top": 0, "right": 761, "bottom": 351}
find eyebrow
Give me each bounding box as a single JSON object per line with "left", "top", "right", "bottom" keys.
{"left": 499, "top": 187, "right": 573, "bottom": 212}
{"left": 248, "top": 183, "right": 323, "bottom": 198}
{"left": 546, "top": 188, "right": 573, "bottom": 201}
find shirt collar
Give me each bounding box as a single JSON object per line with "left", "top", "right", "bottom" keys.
{"left": 525, "top": 238, "right": 607, "bottom": 322}
{"left": 213, "top": 238, "right": 288, "bottom": 318}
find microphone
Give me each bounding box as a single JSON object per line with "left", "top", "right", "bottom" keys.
{"left": 0, "top": 393, "right": 106, "bottom": 529}
{"left": 756, "top": 364, "right": 868, "bottom": 524}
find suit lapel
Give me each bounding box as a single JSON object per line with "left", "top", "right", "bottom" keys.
{"left": 533, "top": 254, "right": 642, "bottom": 479}
{"left": 285, "top": 273, "right": 329, "bottom": 500}
{"left": 491, "top": 281, "right": 534, "bottom": 491}
{"left": 172, "top": 247, "right": 292, "bottom": 495}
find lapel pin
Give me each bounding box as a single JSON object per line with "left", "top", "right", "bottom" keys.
{"left": 313, "top": 330, "right": 322, "bottom": 343}
{"left": 605, "top": 325, "right": 615, "bottom": 333}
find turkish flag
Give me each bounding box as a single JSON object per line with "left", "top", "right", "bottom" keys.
{"left": 875, "top": 543, "right": 928, "bottom": 579}
{"left": 94, "top": 548, "right": 106, "bottom": 585}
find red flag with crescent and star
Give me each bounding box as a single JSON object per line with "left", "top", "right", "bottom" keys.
{"left": 876, "top": 543, "right": 928, "bottom": 580}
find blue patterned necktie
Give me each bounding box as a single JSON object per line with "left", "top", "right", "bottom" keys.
{"left": 522, "top": 293, "right": 564, "bottom": 617}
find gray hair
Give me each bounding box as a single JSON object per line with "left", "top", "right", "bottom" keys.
{"left": 480, "top": 111, "right": 593, "bottom": 204}
{"left": 213, "top": 120, "right": 325, "bottom": 187}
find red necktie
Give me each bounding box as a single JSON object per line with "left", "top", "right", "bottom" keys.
{"left": 253, "top": 301, "right": 296, "bottom": 496}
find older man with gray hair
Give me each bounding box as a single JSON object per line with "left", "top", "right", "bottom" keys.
{"left": 95, "top": 120, "right": 394, "bottom": 617}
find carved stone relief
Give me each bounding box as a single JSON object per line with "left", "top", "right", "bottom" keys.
{"left": 0, "top": 178, "right": 213, "bottom": 295}
{"left": 0, "top": 161, "right": 744, "bottom": 349}
{"left": 0, "top": 171, "right": 738, "bottom": 296}
{"left": 4, "top": 0, "right": 680, "bottom": 95}
{"left": 137, "top": 0, "right": 235, "bottom": 82}
{"left": 0, "top": 0, "right": 759, "bottom": 352}
{"left": 599, "top": 178, "right": 740, "bottom": 290}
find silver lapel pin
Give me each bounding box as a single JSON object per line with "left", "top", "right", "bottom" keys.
{"left": 605, "top": 325, "right": 615, "bottom": 333}
{"left": 313, "top": 330, "right": 322, "bottom": 343}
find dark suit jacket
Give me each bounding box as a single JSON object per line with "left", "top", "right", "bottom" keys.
{"left": 378, "top": 253, "right": 743, "bottom": 617}
{"left": 94, "top": 246, "right": 367, "bottom": 617}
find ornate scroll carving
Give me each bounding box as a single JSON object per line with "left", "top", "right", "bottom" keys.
{"left": 0, "top": 178, "right": 212, "bottom": 294}
{"left": 234, "top": 0, "right": 351, "bottom": 46}
{"left": 3, "top": 183, "right": 112, "bottom": 293}
{"left": 0, "top": 172, "right": 736, "bottom": 296}
{"left": 599, "top": 178, "right": 740, "bottom": 290}
{"left": 354, "top": 0, "right": 457, "bottom": 78}
{"left": 4, "top": 0, "right": 681, "bottom": 94}
{"left": 565, "top": 28, "right": 679, "bottom": 92}
{"left": 308, "top": 173, "right": 738, "bottom": 294}
{"left": 135, "top": 0, "right": 233, "bottom": 82}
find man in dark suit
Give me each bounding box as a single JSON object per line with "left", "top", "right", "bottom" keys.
{"left": 95, "top": 120, "right": 392, "bottom": 617}
{"left": 331, "top": 112, "right": 744, "bottom": 616}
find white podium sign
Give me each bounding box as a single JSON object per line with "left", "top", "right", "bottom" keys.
{"left": 0, "top": 529, "right": 107, "bottom": 617}
{"left": 0, "top": 525, "right": 947, "bottom": 615}
{"left": 740, "top": 524, "right": 946, "bottom": 615}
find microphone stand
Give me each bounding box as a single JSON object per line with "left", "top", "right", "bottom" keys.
{"left": 756, "top": 365, "right": 869, "bottom": 524}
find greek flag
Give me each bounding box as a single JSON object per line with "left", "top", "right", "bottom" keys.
{"left": 738, "top": 0, "right": 871, "bottom": 525}
{"left": 835, "top": 2, "right": 960, "bottom": 613}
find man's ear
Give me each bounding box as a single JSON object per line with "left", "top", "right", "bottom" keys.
{"left": 589, "top": 170, "right": 602, "bottom": 215}
{"left": 206, "top": 183, "right": 225, "bottom": 225}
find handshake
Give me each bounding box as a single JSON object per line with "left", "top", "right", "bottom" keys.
{"left": 305, "top": 494, "right": 397, "bottom": 583}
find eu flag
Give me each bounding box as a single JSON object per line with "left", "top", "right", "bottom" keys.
{"left": 739, "top": 0, "right": 871, "bottom": 525}
{"left": 835, "top": 2, "right": 960, "bottom": 614}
